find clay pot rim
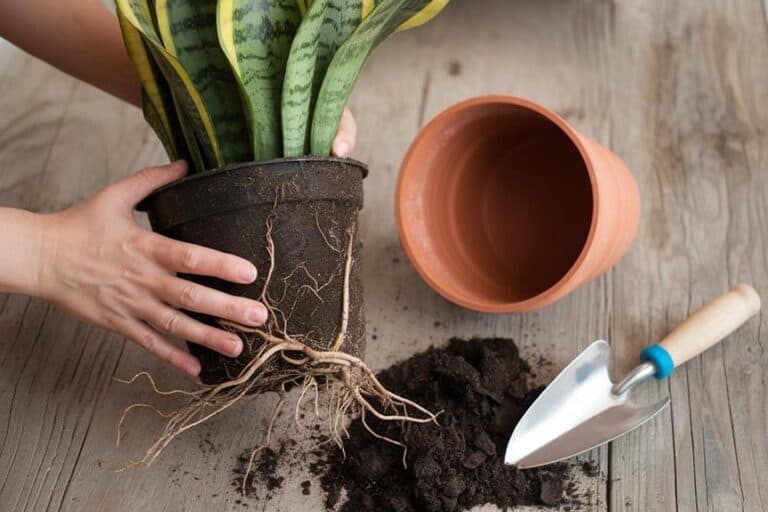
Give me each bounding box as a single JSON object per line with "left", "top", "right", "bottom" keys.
{"left": 136, "top": 156, "right": 368, "bottom": 212}
{"left": 396, "top": 95, "right": 600, "bottom": 313}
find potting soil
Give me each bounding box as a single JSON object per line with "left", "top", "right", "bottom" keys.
{"left": 234, "top": 337, "right": 590, "bottom": 510}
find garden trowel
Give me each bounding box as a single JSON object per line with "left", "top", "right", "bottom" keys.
{"left": 505, "top": 284, "right": 761, "bottom": 469}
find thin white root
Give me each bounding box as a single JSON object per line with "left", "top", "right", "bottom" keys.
{"left": 315, "top": 211, "right": 343, "bottom": 254}
{"left": 242, "top": 396, "right": 285, "bottom": 496}
{"left": 114, "top": 372, "right": 206, "bottom": 396}
{"left": 117, "top": 216, "right": 438, "bottom": 472}
{"left": 117, "top": 403, "right": 175, "bottom": 446}
{"left": 330, "top": 225, "right": 355, "bottom": 352}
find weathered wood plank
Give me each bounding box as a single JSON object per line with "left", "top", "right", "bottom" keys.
{"left": 0, "top": 53, "right": 161, "bottom": 512}
{"left": 1, "top": 0, "right": 766, "bottom": 510}
{"left": 608, "top": 1, "right": 768, "bottom": 511}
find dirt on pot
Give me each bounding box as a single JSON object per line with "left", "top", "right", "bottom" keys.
{"left": 236, "top": 337, "right": 591, "bottom": 511}
{"left": 124, "top": 161, "right": 438, "bottom": 473}
{"left": 141, "top": 160, "right": 369, "bottom": 385}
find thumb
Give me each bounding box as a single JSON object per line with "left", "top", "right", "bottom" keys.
{"left": 112, "top": 160, "right": 188, "bottom": 209}
{"left": 332, "top": 108, "right": 357, "bottom": 157}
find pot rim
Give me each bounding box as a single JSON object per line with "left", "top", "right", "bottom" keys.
{"left": 396, "top": 95, "right": 601, "bottom": 313}
{"left": 136, "top": 156, "right": 368, "bottom": 212}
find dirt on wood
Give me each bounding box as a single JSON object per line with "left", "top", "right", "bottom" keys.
{"left": 237, "top": 337, "right": 589, "bottom": 510}
{"left": 317, "top": 337, "right": 581, "bottom": 511}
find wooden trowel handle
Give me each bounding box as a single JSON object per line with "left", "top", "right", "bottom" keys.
{"left": 642, "top": 285, "right": 761, "bottom": 378}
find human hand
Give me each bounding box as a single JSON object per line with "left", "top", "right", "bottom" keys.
{"left": 35, "top": 161, "right": 268, "bottom": 377}
{"left": 331, "top": 108, "right": 357, "bottom": 157}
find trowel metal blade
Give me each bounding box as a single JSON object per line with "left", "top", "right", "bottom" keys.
{"left": 504, "top": 340, "right": 670, "bottom": 469}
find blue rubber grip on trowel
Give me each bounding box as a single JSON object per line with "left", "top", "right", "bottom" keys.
{"left": 640, "top": 345, "right": 675, "bottom": 379}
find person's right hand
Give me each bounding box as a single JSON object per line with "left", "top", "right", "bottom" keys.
{"left": 35, "top": 160, "right": 267, "bottom": 377}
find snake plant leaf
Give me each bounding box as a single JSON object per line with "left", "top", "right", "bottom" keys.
{"left": 171, "top": 90, "right": 207, "bottom": 171}
{"left": 295, "top": 0, "right": 310, "bottom": 15}
{"left": 118, "top": 8, "right": 183, "bottom": 161}
{"left": 361, "top": 0, "right": 376, "bottom": 18}
{"left": 311, "top": 0, "right": 439, "bottom": 155}
{"left": 281, "top": 0, "right": 328, "bottom": 156}
{"left": 141, "top": 88, "right": 177, "bottom": 160}
{"left": 117, "top": 0, "right": 223, "bottom": 170}
{"left": 217, "top": 0, "right": 302, "bottom": 160}
{"left": 155, "top": 0, "right": 251, "bottom": 164}
{"left": 145, "top": 0, "right": 161, "bottom": 32}
{"left": 363, "top": 0, "right": 448, "bottom": 31}
{"left": 396, "top": 0, "right": 449, "bottom": 31}
{"left": 282, "top": 0, "right": 366, "bottom": 156}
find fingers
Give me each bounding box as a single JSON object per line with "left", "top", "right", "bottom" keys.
{"left": 158, "top": 276, "right": 268, "bottom": 327}
{"left": 107, "top": 160, "right": 188, "bottom": 210}
{"left": 141, "top": 303, "right": 243, "bottom": 358}
{"left": 114, "top": 315, "right": 202, "bottom": 377}
{"left": 148, "top": 234, "right": 257, "bottom": 284}
{"left": 332, "top": 107, "right": 357, "bottom": 157}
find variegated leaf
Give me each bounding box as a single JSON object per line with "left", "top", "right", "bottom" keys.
{"left": 218, "top": 0, "right": 301, "bottom": 160}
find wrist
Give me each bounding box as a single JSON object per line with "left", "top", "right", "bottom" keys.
{"left": 0, "top": 208, "right": 56, "bottom": 297}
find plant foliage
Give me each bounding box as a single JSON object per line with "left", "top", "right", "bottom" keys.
{"left": 116, "top": 0, "right": 450, "bottom": 172}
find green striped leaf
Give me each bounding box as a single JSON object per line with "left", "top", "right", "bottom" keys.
{"left": 282, "top": 0, "right": 365, "bottom": 156}
{"left": 117, "top": 0, "right": 223, "bottom": 170}
{"left": 145, "top": 0, "right": 161, "bottom": 33}
{"left": 281, "top": 0, "right": 328, "bottom": 156}
{"left": 141, "top": 88, "right": 177, "bottom": 160}
{"left": 295, "top": 0, "right": 310, "bottom": 15}
{"left": 396, "top": 0, "right": 449, "bottom": 31}
{"left": 155, "top": 0, "right": 251, "bottom": 164}
{"left": 218, "top": 0, "right": 301, "bottom": 160}
{"left": 310, "top": 0, "right": 434, "bottom": 155}
{"left": 171, "top": 90, "right": 207, "bottom": 172}
{"left": 118, "top": 8, "right": 183, "bottom": 161}
{"left": 363, "top": 0, "right": 449, "bottom": 31}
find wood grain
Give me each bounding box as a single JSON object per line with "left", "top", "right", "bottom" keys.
{"left": 0, "top": 1, "right": 766, "bottom": 510}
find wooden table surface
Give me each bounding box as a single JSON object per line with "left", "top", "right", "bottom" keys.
{"left": 1, "top": 1, "right": 766, "bottom": 510}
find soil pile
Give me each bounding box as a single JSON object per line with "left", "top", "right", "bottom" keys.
{"left": 319, "top": 337, "right": 578, "bottom": 511}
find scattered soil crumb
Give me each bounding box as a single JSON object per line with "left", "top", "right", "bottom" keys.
{"left": 233, "top": 446, "right": 283, "bottom": 496}
{"left": 581, "top": 460, "right": 600, "bottom": 478}
{"left": 319, "top": 337, "right": 581, "bottom": 511}
{"left": 229, "top": 338, "right": 582, "bottom": 510}
{"left": 434, "top": 321, "right": 441, "bottom": 328}
{"left": 448, "top": 60, "right": 462, "bottom": 76}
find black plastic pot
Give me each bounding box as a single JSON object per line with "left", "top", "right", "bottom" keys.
{"left": 138, "top": 158, "right": 367, "bottom": 385}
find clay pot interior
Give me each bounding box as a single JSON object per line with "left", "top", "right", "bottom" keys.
{"left": 399, "top": 102, "right": 594, "bottom": 308}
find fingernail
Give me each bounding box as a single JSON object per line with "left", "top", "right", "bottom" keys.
{"left": 334, "top": 140, "right": 350, "bottom": 157}
{"left": 186, "top": 359, "right": 202, "bottom": 377}
{"left": 247, "top": 305, "right": 267, "bottom": 325}
{"left": 239, "top": 265, "right": 258, "bottom": 283}
{"left": 226, "top": 335, "right": 243, "bottom": 357}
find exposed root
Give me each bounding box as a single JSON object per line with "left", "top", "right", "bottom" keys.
{"left": 330, "top": 227, "right": 354, "bottom": 352}
{"left": 114, "top": 372, "right": 206, "bottom": 397}
{"left": 294, "top": 375, "right": 318, "bottom": 429}
{"left": 117, "top": 403, "right": 175, "bottom": 446}
{"left": 242, "top": 396, "right": 285, "bottom": 496}
{"left": 315, "top": 211, "right": 343, "bottom": 254}
{"left": 116, "top": 210, "right": 439, "bottom": 474}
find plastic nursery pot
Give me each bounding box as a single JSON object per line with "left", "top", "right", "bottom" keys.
{"left": 138, "top": 158, "right": 367, "bottom": 385}
{"left": 396, "top": 96, "right": 640, "bottom": 313}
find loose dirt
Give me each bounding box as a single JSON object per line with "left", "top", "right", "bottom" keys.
{"left": 236, "top": 337, "right": 590, "bottom": 510}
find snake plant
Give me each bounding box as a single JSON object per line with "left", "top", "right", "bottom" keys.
{"left": 116, "top": 0, "right": 449, "bottom": 172}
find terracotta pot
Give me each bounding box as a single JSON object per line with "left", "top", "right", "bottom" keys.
{"left": 396, "top": 96, "right": 640, "bottom": 313}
